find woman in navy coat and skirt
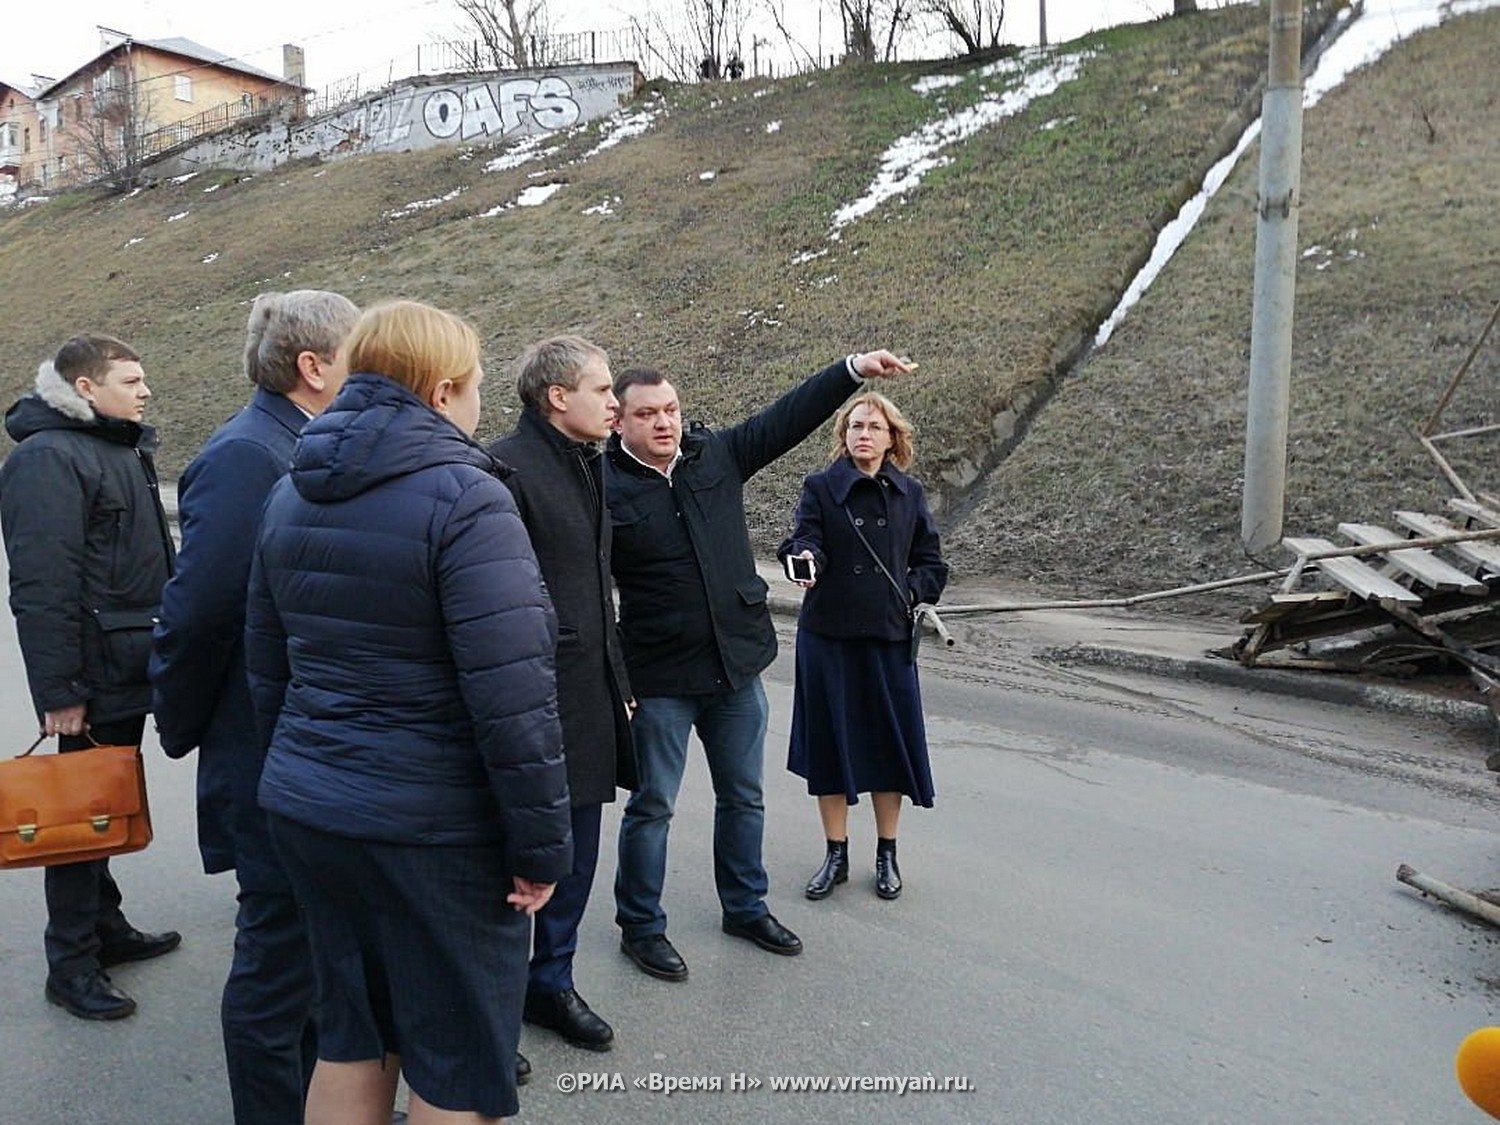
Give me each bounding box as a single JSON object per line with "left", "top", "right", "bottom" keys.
{"left": 778, "top": 391, "right": 948, "bottom": 901}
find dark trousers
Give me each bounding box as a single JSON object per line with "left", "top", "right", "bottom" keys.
{"left": 222, "top": 883, "right": 316, "bottom": 1125}
{"left": 43, "top": 715, "right": 145, "bottom": 977}
{"left": 529, "top": 802, "right": 602, "bottom": 994}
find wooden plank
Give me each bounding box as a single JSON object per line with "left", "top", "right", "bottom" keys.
{"left": 1337, "top": 522, "right": 1489, "bottom": 594}
{"left": 1282, "top": 536, "right": 1424, "bottom": 604}
{"left": 1394, "top": 511, "right": 1500, "bottom": 573}
{"left": 1448, "top": 498, "right": 1500, "bottom": 529}
{"left": 1239, "top": 591, "right": 1350, "bottom": 624}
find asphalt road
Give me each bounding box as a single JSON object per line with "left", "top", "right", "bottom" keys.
{"left": 2, "top": 604, "right": 1498, "bottom": 1124}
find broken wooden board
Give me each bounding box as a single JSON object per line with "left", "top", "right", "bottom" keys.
{"left": 1337, "top": 522, "right": 1489, "bottom": 594}
{"left": 1394, "top": 511, "right": 1500, "bottom": 575}
{"left": 1239, "top": 590, "right": 1350, "bottom": 624}
{"left": 1448, "top": 498, "right": 1500, "bottom": 529}
{"left": 1282, "top": 536, "right": 1424, "bottom": 605}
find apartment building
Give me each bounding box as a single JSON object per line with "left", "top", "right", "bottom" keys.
{"left": 9, "top": 32, "right": 305, "bottom": 189}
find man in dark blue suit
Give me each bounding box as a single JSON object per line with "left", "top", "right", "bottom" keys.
{"left": 150, "top": 291, "right": 357, "bottom": 1125}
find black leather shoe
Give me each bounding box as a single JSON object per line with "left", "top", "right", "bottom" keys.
{"left": 98, "top": 928, "right": 182, "bottom": 967}
{"left": 621, "top": 934, "right": 689, "bottom": 981}
{"left": 524, "top": 987, "right": 614, "bottom": 1051}
{"left": 875, "top": 839, "right": 902, "bottom": 900}
{"left": 721, "top": 913, "right": 803, "bottom": 956}
{"left": 45, "top": 970, "right": 137, "bottom": 1020}
{"left": 805, "top": 839, "right": 849, "bottom": 900}
{"left": 515, "top": 1052, "right": 531, "bottom": 1086}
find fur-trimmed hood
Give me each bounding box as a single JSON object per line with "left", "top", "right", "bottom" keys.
{"left": 5, "top": 360, "right": 156, "bottom": 450}
{"left": 32, "top": 360, "right": 95, "bottom": 422}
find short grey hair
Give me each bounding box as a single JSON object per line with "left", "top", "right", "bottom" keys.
{"left": 515, "top": 335, "right": 609, "bottom": 413}
{"left": 244, "top": 290, "right": 359, "bottom": 393}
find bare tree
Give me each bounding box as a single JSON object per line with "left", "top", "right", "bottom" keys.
{"left": 683, "top": 0, "right": 750, "bottom": 80}
{"left": 628, "top": 1, "right": 750, "bottom": 82}
{"left": 759, "top": 0, "right": 820, "bottom": 71}
{"left": 448, "top": 0, "right": 550, "bottom": 71}
{"left": 920, "top": 0, "right": 1006, "bottom": 56}
{"left": 837, "top": 0, "right": 920, "bottom": 63}
{"left": 66, "top": 66, "right": 156, "bottom": 192}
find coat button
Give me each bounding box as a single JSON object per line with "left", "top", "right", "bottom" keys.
{"left": 854, "top": 517, "right": 864, "bottom": 526}
{"left": 877, "top": 518, "right": 887, "bottom": 527}
{"left": 854, "top": 565, "right": 864, "bottom": 575}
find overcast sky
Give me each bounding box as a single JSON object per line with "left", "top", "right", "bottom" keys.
{"left": 2, "top": 1, "right": 1223, "bottom": 93}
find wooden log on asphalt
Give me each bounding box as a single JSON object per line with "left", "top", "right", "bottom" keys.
{"left": 1396, "top": 864, "right": 1500, "bottom": 928}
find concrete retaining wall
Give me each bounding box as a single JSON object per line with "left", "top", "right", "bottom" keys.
{"left": 154, "top": 62, "right": 641, "bottom": 177}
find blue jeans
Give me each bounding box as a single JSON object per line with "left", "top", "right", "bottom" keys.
{"left": 615, "top": 679, "right": 770, "bottom": 938}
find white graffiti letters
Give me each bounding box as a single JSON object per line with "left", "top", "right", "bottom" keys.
{"left": 424, "top": 90, "right": 464, "bottom": 139}
{"left": 529, "top": 78, "right": 583, "bottom": 130}
{"left": 422, "top": 78, "right": 582, "bottom": 142}
{"left": 369, "top": 94, "right": 416, "bottom": 145}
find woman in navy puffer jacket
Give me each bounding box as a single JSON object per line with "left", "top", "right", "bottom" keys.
{"left": 245, "top": 300, "right": 571, "bottom": 1125}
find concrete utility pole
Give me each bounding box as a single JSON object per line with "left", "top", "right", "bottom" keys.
{"left": 1241, "top": 0, "right": 1305, "bottom": 556}
{"left": 1039, "top": 0, "right": 1048, "bottom": 47}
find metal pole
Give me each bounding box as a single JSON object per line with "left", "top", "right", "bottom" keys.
{"left": 1039, "top": 0, "right": 1048, "bottom": 47}
{"left": 1241, "top": 0, "right": 1305, "bottom": 555}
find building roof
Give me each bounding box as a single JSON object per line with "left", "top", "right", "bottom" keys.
{"left": 0, "top": 79, "right": 40, "bottom": 100}
{"left": 35, "top": 35, "right": 300, "bottom": 99}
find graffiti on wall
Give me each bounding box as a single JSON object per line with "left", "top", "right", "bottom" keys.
{"left": 157, "top": 65, "right": 640, "bottom": 177}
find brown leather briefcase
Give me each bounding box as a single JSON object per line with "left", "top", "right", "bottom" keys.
{"left": 0, "top": 735, "right": 153, "bottom": 869}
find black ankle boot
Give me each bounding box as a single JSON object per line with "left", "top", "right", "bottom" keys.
{"left": 805, "top": 839, "right": 849, "bottom": 900}
{"left": 875, "top": 838, "right": 902, "bottom": 900}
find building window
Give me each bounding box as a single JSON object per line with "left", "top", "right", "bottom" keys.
{"left": 38, "top": 118, "right": 46, "bottom": 143}
{"left": 23, "top": 127, "right": 29, "bottom": 153}
{"left": 175, "top": 74, "right": 193, "bottom": 102}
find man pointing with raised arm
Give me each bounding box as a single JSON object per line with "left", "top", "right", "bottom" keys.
{"left": 605, "top": 350, "right": 914, "bottom": 981}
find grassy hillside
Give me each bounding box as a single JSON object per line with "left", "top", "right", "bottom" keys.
{"left": 945, "top": 2, "right": 1500, "bottom": 601}
{"left": 2, "top": 1, "right": 1492, "bottom": 611}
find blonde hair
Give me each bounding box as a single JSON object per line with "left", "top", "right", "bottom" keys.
{"left": 344, "top": 300, "right": 481, "bottom": 403}
{"left": 829, "top": 391, "right": 915, "bottom": 471}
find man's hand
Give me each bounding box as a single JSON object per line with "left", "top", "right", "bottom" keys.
{"left": 508, "top": 877, "right": 557, "bottom": 916}
{"left": 43, "top": 704, "right": 87, "bottom": 738}
{"left": 852, "top": 351, "right": 918, "bottom": 379}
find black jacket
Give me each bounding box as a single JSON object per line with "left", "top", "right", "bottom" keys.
{"left": 0, "top": 365, "right": 175, "bottom": 724}
{"left": 605, "top": 358, "right": 860, "bottom": 696}
{"left": 489, "top": 406, "right": 635, "bottom": 806}
{"left": 778, "top": 455, "right": 948, "bottom": 642}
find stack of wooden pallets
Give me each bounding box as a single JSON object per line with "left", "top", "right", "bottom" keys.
{"left": 1234, "top": 498, "right": 1500, "bottom": 675}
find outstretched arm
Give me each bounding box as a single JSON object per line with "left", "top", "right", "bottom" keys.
{"left": 722, "top": 351, "right": 916, "bottom": 480}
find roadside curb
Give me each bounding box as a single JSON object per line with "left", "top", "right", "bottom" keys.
{"left": 1040, "top": 642, "right": 1495, "bottom": 730}
{"left": 765, "top": 563, "right": 1493, "bottom": 728}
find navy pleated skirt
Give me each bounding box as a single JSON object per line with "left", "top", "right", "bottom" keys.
{"left": 787, "top": 628, "right": 935, "bottom": 806}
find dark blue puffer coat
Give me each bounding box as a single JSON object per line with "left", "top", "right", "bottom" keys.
{"left": 245, "top": 373, "right": 572, "bottom": 883}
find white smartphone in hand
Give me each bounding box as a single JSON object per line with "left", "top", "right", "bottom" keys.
{"left": 784, "top": 555, "right": 816, "bottom": 583}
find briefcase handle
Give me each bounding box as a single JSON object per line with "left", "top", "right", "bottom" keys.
{"left": 16, "top": 730, "right": 113, "bottom": 759}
